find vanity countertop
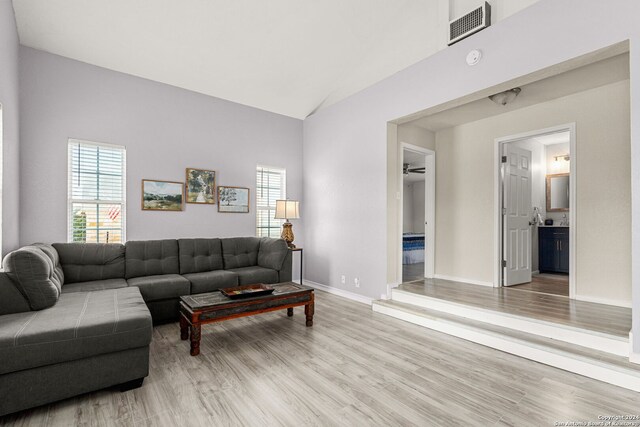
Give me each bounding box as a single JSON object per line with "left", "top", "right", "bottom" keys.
{"left": 538, "top": 225, "right": 569, "bottom": 228}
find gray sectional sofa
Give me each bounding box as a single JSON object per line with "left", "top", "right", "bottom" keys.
{"left": 0, "top": 237, "right": 291, "bottom": 416}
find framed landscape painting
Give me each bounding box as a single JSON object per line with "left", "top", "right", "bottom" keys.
{"left": 217, "top": 186, "right": 250, "bottom": 213}
{"left": 186, "top": 168, "right": 216, "bottom": 204}
{"left": 142, "top": 180, "right": 184, "bottom": 211}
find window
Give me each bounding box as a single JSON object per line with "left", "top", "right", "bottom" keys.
{"left": 0, "top": 104, "right": 3, "bottom": 258}
{"left": 256, "top": 165, "right": 286, "bottom": 238}
{"left": 68, "top": 139, "right": 126, "bottom": 243}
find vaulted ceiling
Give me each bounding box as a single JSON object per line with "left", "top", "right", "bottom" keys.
{"left": 13, "top": 0, "right": 538, "bottom": 119}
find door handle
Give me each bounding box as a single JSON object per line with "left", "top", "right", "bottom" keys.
{"left": 560, "top": 241, "right": 562, "bottom": 251}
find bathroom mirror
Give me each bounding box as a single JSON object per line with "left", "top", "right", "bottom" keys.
{"left": 546, "top": 173, "right": 569, "bottom": 212}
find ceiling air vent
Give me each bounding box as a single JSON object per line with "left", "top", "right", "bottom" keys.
{"left": 448, "top": 2, "right": 491, "bottom": 46}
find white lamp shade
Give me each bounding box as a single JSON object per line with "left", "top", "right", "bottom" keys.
{"left": 274, "top": 200, "right": 300, "bottom": 219}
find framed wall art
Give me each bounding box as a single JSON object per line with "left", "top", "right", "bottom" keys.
{"left": 217, "top": 186, "right": 249, "bottom": 213}
{"left": 186, "top": 168, "right": 216, "bottom": 204}
{"left": 142, "top": 180, "right": 184, "bottom": 211}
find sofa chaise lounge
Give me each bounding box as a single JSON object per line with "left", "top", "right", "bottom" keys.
{"left": 0, "top": 237, "right": 291, "bottom": 416}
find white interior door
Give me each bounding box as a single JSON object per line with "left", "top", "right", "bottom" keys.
{"left": 503, "top": 144, "right": 532, "bottom": 286}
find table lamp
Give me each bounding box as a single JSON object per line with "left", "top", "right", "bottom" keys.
{"left": 274, "top": 200, "right": 300, "bottom": 248}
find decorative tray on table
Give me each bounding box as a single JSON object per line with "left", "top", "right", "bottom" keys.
{"left": 220, "top": 284, "right": 275, "bottom": 299}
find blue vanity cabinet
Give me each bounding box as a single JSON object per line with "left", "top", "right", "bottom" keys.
{"left": 538, "top": 227, "right": 569, "bottom": 274}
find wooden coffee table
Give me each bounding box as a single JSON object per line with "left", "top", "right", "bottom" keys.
{"left": 179, "top": 282, "right": 314, "bottom": 356}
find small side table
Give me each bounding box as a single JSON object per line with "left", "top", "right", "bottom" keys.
{"left": 289, "top": 247, "right": 303, "bottom": 285}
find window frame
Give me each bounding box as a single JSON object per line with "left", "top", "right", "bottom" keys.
{"left": 0, "top": 103, "right": 3, "bottom": 259}
{"left": 255, "top": 164, "right": 286, "bottom": 238}
{"left": 67, "top": 138, "right": 127, "bottom": 243}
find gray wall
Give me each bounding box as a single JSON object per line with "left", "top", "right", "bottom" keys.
{"left": 0, "top": 1, "right": 20, "bottom": 255}
{"left": 302, "top": 0, "right": 640, "bottom": 354}
{"left": 19, "top": 47, "right": 303, "bottom": 245}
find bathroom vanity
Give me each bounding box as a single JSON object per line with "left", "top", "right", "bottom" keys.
{"left": 538, "top": 226, "right": 569, "bottom": 274}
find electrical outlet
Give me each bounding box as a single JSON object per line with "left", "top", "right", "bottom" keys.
{"left": 354, "top": 277, "right": 360, "bottom": 288}
{"left": 340, "top": 275, "right": 346, "bottom": 284}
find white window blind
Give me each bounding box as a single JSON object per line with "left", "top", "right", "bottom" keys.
{"left": 0, "top": 104, "right": 3, "bottom": 258}
{"left": 68, "top": 140, "right": 126, "bottom": 243}
{"left": 256, "top": 165, "right": 286, "bottom": 238}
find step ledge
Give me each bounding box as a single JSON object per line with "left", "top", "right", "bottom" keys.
{"left": 391, "top": 288, "right": 629, "bottom": 357}
{"left": 373, "top": 301, "right": 640, "bottom": 392}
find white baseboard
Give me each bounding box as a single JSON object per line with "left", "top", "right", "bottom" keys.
{"left": 574, "top": 294, "right": 632, "bottom": 308}
{"left": 630, "top": 333, "right": 640, "bottom": 364}
{"left": 532, "top": 270, "right": 540, "bottom": 275}
{"left": 434, "top": 274, "right": 494, "bottom": 287}
{"left": 303, "top": 280, "right": 373, "bottom": 305}
{"left": 385, "top": 282, "right": 400, "bottom": 300}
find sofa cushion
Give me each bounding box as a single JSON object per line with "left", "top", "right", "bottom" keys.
{"left": 127, "top": 274, "right": 190, "bottom": 302}
{"left": 178, "top": 238, "right": 223, "bottom": 274}
{"left": 229, "top": 266, "right": 279, "bottom": 285}
{"left": 53, "top": 243, "right": 125, "bottom": 284}
{"left": 0, "top": 287, "right": 151, "bottom": 375}
{"left": 34, "top": 244, "right": 65, "bottom": 286}
{"left": 221, "top": 237, "right": 261, "bottom": 269}
{"left": 62, "top": 278, "right": 128, "bottom": 293}
{"left": 125, "top": 240, "right": 179, "bottom": 279}
{"left": 183, "top": 270, "right": 239, "bottom": 294}
{"left": 258, "top": 238, "right": 289, "bottom": 271}
{"left": 2, "top": 244, "right": 63, "bottom": 310}
{"left": 0, "top": 273, "right": 31, "bottom": 315}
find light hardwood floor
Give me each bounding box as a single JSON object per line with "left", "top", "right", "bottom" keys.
{"left": 402, "top": 262, "right": 424, "bottom": 283}
{"left": 2, "top": 290, "right": 640, "bottom": 426}
{"left": 510, "top": 273, "right": 569, "bottom": 297}
{"left": 400, "top": 279, "right": 631, "bottom": 337}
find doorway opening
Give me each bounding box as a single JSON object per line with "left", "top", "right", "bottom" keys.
{"left": 494, "top": 124, "right": 575, "bottom": 298}
{"left": 400, "top": 143, "right": 435, "bottom": 283}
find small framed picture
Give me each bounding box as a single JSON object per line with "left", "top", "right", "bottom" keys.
{"left": 142, "top": 180, "right": 184, "bottom": 211}
{"left": 217, "top": 186, "right": 250, "bottom": 213}
{"left": 186, "top": 168, "right": 216, "bottom": 204}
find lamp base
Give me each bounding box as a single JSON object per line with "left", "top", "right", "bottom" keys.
{"left": 281, "top": 222, "right": 296, "bottom": 248}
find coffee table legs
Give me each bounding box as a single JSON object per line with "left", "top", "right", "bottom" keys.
{"left": 305, "top": 297, "right": 314, "bottom": 327}
{"left": 287, "top": 307, "right": 294, "bottom": 317}
{"left": 190, "top": 324, "right": 201, "bottom": 356}
{"left": 180, "top": 315, "right": 189, "bottom": 341}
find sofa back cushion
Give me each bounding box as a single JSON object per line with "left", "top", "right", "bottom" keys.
{"left": 221, "top": 237, "right": 261, "bottom": 269}
{"left": 52, "top": 243, "right": 126, "bottom": 284}
{"left": 178, "top": 238, "right": 223, "bottom": 274}
{"left": 257, "top": 238, "right": 289, "bottom": 271}
{"left": 2, "top": 244, "right": 63, "bottom": 310}
{"left": 125, "top": 240, "right": 180, "bottom": 279}
{"left": 0, "top": 273, "right": 32, "bottom": 315}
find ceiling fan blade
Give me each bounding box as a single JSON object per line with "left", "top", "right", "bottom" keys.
{"left": 408, "top": 168, "right": 425, "bottom": 174}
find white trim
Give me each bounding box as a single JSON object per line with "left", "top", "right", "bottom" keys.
{"left": 385, "top": 282, "right": 400, "bottom": 300}
{"left": 67, "top": 138, "right": 126, "bottom": 150}
{"left": 493, "top": 123, "right": 576, "bottom": 297}
{"left": 398, "top": 142, "right": 435, "bottom": 283}
{"left": 574, "top": 294, "right": 632, "bottom": 308}
{"left": 391, "top": 288, "right": 629, "bottom": 356}
{"left": 0, "top": 103, "right": 3, "bottom": 259}
{"left": 372, "top": 301, "right": 640, "bottom": 392}
{"left": 304, "top": 280, "right": 373, "bottom": 305}
{"left": 434, "top": 274, "right": 493, "bottom": 287}
{"left": 631, "top": 333, "right": 640, "bottom": 364}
